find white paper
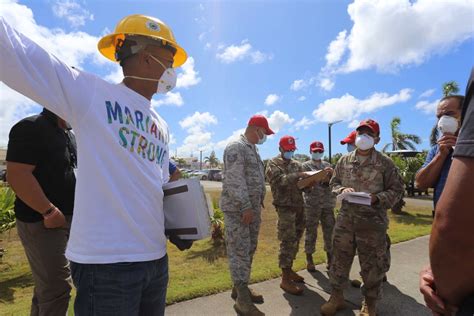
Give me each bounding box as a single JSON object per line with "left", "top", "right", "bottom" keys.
{"left": 337, "top": 191, "right": 372, "bottom": 206}
{"left": 162, "top": 178, "right": 212, "bottom": 240}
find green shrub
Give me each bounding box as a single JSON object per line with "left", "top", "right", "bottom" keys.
{"left": 0, "top": 187, "right": 16, "bottom": 233}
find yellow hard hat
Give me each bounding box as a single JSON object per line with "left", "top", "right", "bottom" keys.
{"left": 98, "top": 14, "right": 187, "bottom": 67}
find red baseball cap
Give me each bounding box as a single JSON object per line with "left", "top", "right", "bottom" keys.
{"left": 310, "top": 141, "right": 324, "bottom": 152}
{"left": 248, "top": 115, "right": 274, "bottom": 135}
{"left": 279, "top": 135, "right": 297, "bottom": 151}
{"left": 356, "top": 119, "right": 380, "bottom": 135}
{"left": 340, "top": 131, "right": 357, "bottom": 145}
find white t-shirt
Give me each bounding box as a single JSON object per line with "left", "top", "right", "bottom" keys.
{"left": 0, "top": 18, "right": 170, "bottom": 263}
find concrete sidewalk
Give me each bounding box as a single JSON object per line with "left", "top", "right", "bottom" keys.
{"left": 166, "top": 235, "right": 431, "bottom": 316}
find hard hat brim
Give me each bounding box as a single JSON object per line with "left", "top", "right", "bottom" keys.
{"left": 98, "top": 32, "right": 188, "bottom": 68}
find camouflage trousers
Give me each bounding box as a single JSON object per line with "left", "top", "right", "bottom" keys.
{"left": 304, "top": 204, "right": 335, "bottom": 255}
{"left": 329, "top": 211, "right": 390, "bottom": 299}
{"left": 224, "top": 210, "right": 262, "bottom": 286}
{"left": 276, "top": 206, "right": 305, "bottom": 269}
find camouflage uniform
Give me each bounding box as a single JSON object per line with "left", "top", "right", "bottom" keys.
{"left": 221, "top": 135, "right": 266, "bottom": 286}
{"left": 329, "top": 149, "right": 404, "bottom": 299}
{"left": 265, "top": 156, "right": 305, "bottom": 269}
{"left": 302, "top": 160, "right": 336, "bottom": 255}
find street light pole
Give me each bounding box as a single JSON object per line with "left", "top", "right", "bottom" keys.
{"left": 200, "top": 150, "right": 203, "bottom": 170}
{"left": 328, "top": 120, "right": 343, "bottom": 165}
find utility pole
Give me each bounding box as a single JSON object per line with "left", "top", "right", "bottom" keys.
{"left": 328, "top": 120, "right": 342, "bottom": 164}
{"left": 200, "top": 150, "right": 203, "bottom": 170}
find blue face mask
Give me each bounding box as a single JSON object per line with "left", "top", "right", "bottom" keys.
{"left": 312, "top": 152, "right": 324, "bottom": 160}
{"left": 347, "top": 143, "right": 356, "bottom": 152}
{"left": 283, "top": 151, "right": 294, "bottom": 160}
{"left": 257, "top": 134, "right": 267, "bottom": 145}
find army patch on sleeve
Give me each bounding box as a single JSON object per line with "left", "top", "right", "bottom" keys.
{"left": 227, "top": 153, "right": 238, "bottom": 164}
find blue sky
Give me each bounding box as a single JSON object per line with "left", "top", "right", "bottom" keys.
{"left": 1, "top": 0, "right": 473, "bottom": 160}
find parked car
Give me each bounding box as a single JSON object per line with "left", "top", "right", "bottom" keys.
{"left": 189, "top": 171, "right": 209, "bottom": 180}
{"left": 213, "top": 171, "right": 223, "bottom": 181}
{"left": 204, "top": 169, "right": 222, "bottom": 181}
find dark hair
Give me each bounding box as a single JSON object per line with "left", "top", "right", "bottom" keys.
{"left": 439, "top": 95, "right": 464, "bottom": 108}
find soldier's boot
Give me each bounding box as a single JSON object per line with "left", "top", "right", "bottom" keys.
{"left": 326, "top": 251, "right": 332, "bottom": 270}
{"left": 320, "top": 290, "right": 346, "bottom": 316}
{"left": 306, "top": 253, "right": 316, "bottom": 272}
{"left": 280, "top": 268, "right": 304, "bottom": 295}
{"left": 359, "top": 297, "right": 377, "bottom": 316}
{"left": 289, "top": 268, "right": 305, "bottom": 282}
{"left": 231, "top": 286, "right": 264, "bottom": 303}
{"left": 233, "top": 285, "right": 265, "bottom": 316}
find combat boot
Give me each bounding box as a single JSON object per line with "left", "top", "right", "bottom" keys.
{"left": 359, "top": 297, "right": 377, "bottom": 316}
{"left": 306, "top": 253, "right": 316, "bottom": 272}
{"left": 280, "top": 268, "right": 304, "bottom": 295}
{"left": 326, "top": 251, "right": 332, "bottom": 270}
{"left": 320, "top": 290, "right": 346, "bottom": 316}
{"left": 289, "top": 268, "right": 304, "bottom": 282}
{"left": 233, "top": 285, "right": 265, "bottom": 316}
{"left": 231, "top": 286, "right": 264, "bottom": 303}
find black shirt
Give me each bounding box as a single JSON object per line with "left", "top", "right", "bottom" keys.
{"left": 6, "top": 109, "right": 77, "bottom": 222}
{"left": 454, "top": 67, "right": 474, "bottom": 159}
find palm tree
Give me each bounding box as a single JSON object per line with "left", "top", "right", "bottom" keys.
{"left": 442, "top": 81, "right": 459, "bottom": 97}
{"left": 383, "top": 117, "right": 422, "bottom": 152}
{"left": 173, "top": 157, "right": 186, "bottom": 167}
{"left": 204, "top": 151, "right": 220, "bottom": 168}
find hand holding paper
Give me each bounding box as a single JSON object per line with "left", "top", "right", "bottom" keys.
{"left": 337, "top": 191, "right": 372, "bottom": 206}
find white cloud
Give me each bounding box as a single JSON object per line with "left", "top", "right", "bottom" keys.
{"left": 104, "top": 65, "right": 123, "bottom": 84}
{"left": 152, "top": 92, "right": 184, "bottom": 107}
{"left": 267, "top": 110, "right": 295, "bottom": 133}
{"left": 348, "top": 119, "right": 360, "bottom": 128}
{"left": 264, "top": 94, "right": 280, "bottom": 106}
{"left": 169, "top": 133, "right": 176, "bottom": 145}
{"left": 290, "top": 79, "right": 307, "bottom": 91}
{"left": 319, "top": 78, "right": 335, "bottom": 91}
{"left": 52, "top": 0, "right": 94, "bottom": 28}
{"left": 215, "top": 128, "right": 245, "bottom": 150}
{"left": 298, "top": 96, "right": 306, "bottom": 102}
{"left": 0, "top": 0, "right": 106, "bottom": 146}
{"left": 313, "top": 88, "right": 413, "bottom": 123}
{"left": 177, "top": 112, "right": 218, "bottom": 155}
{"left": 177, "top": 57, "right": 201, "bottom": 89}
{"left": 0, "top": 83, "right": 41, "bottom": 147}
{"left": 419, "top": 89, "right": 436, "bottom": 99}
{"left": 415, "top": 99, "right": 439, "bottom": 114}
{"left": 294, "top": 116, "right": 315, "bottom": 130}
{"left": 216, "top": 40, "right": 272, "bottom": 64}
{"left": 318, "top": 0, "right": 474, "bottom": 89}
{"left": 325, "top": 30, "right": 348, "bottom": 67}
{"left": 0, "top": 0, "right": 102, "bottom": 68}
{"left": 198, "top": 32, "right": 206, "bottom": 41}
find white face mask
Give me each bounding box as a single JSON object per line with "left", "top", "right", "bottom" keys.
{"left": 312, "top": 152, "right": 324, "bottom": 160}
{"left": 355, "top": 134, "right": 375, "bottom": 151}
{"left": 124, "top": 54, "right": 177, "bottom": 94}
{"left": 437, "top": 115, "right": 459, "bottom": 135}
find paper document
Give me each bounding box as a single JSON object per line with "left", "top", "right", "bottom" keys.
{"left": 336, "top": 191, "right": 372, "bottom": 206}
{"left": 163, "top": 178, "right": 212, "bottom": 240}
{"left": 297, "top": 170, "right": 328, "bottom": 189}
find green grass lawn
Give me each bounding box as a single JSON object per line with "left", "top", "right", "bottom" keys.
{"left": 0, "top": 189, "right": 433, "bottom": 315}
